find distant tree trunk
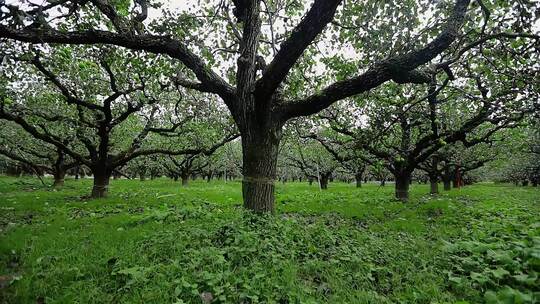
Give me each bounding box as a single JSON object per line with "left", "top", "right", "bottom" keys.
{"left": 308, "top": 177, "right": 314, "bottom": 186}
{"left": 442, "top": 167, "right": 452, "bottom": 191}
{"left": 429, "top": 160, "right": 439, "bottom": 194}
{"left": 74, "top": 165, "right": 80, "bottom": 180}
{"left": 430, "top": 177, "right": 439, "bottom": 195}
{"left": 173, "top": 175, "right": 179, "bottom": 182}
{"left": 532, "top": 180, "right": 538, "bottom": 187}
{"left": 453, "top": 167, "right": 463, "bottom": 188}
{"left": 139, "top": 171, "right": 146, "bottom": 181}
{"left": 380, "top": 178, "right": 386, "bottom": 187}
{"left": 429, "top": 179, "right": 438, "bottom": 193}
{"left": 206, "top": 173, "right": 212, "bottom": 182}
{"left": 522, "top": 180, "right": 529, "bottom": 186}
{"left": 395, "top": 171, "right": 411, "bottom": 202}
{"left": 355, "top": 170, "right": 364, "bottom": 188}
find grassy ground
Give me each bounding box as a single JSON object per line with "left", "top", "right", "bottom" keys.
{"left": 0, "top": 176, "right": 538, "bottom": 303}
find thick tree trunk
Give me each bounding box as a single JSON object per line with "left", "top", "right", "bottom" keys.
{"left": 52, "top": 149, "right": 66, "bottom": 187}
{"left": 395, "top": 172, "right": 411, "bottom": 202}
{"left": 52, "top": 170, "right": 66, "bottom": 188}
{"left": 91, "top": 170, "right": 111, "bottom": 198}
{"left": 320, "top": 175, "right": 329, "bottom": 190}
{"left": 181, "top": 173, "right": 189, "bottom": 186}
{"left": 241, "top": 131, "right": 280, "bottom": 213}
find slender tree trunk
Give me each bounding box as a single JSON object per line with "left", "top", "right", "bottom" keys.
{"left": 429, "top": 178, "right": 439, "bottom": 194}
{"left": 380, "top": 178, "right": 386, "bottom": 187}
{"left": 139, "top": 171, "right": 146, "bottom": 181}
{"left": 430, "top": 177, "right": 439, "bottom": 195}
{"left": 308, "top": 177, "right": 314, "bottom": 186}
{"left": 395, "top": 172, "right": 411, "bottom": 202}
{"left": 91, "top": 168, "right": 111, "bottom": 198}
{"left": 241, "top": 130, "right": 280, "bottom": 213}
{"left": 429, "top": 161, "right": 439, "bottom": 194}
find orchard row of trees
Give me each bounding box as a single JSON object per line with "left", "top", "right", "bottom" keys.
{"left": 0, "top": 0, "right": 539, "bottom": 212}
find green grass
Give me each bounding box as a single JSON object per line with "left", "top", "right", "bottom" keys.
{"left": 0, "top": 176, "right": 538, "bottom": 303}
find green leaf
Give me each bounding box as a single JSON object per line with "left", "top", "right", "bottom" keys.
{"left": 491, "top": 268, "right": 510, "bottom": 279}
